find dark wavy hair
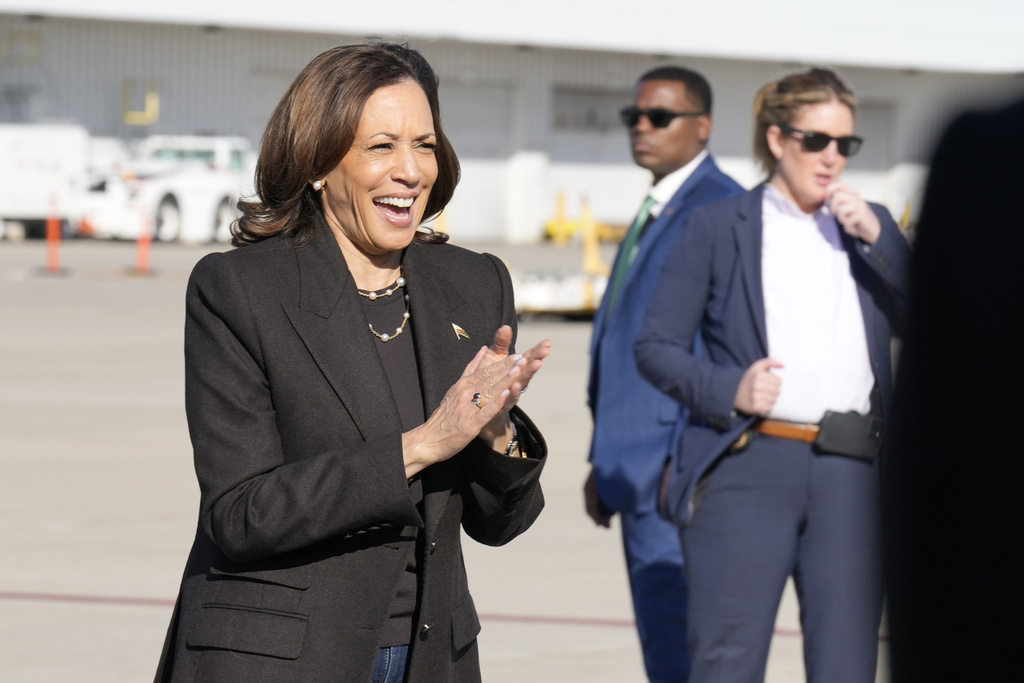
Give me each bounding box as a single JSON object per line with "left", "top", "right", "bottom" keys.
{"left": 753, "top": 68, "right": 856, "bottom": 179}
{"left": 234, "top": 42, "right": 460, "bottom": 246}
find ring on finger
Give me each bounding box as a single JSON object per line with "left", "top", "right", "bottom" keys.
{"left": 519, "top": 385, "right": 528, "bottom": 394}
{"left": 472, "top": 392, "right": 485, "bottom": 408}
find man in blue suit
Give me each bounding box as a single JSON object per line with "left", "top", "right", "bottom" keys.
{"left": 584, "top": 66, "right": 742, "bottom": 683}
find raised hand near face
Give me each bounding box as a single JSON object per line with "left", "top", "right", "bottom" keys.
{"left": 827, "top": 182, "right": 881, "bottom": 245}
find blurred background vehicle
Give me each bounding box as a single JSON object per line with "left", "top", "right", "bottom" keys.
{"left": 81, "top": 135, "right": 253, "bottom": 244}
{"left": 1, "top": 127, "right": 252, "bottom": 245}
{"left": 0, "top": 123, "right": 88, "bottom": 240}
{"left": 3, "top": 6, "right": 1015, "bottom": 247}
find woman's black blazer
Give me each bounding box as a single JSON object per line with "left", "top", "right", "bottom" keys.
{"left": 155, "top": 223, "right": 546, "bottom": 683}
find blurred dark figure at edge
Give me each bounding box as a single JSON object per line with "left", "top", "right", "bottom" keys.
{"left": 885, "top": 96, "right": 1024, "bottom": 681}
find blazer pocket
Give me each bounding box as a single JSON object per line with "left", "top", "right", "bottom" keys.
{"left": 450, "top": 593, "right": 481, "bottom": 652}
{"left": 187, "top": 603, "right": 308, "bottom": 659}
{"left": 208, "top": 563, "right": 315, "bottom": 590}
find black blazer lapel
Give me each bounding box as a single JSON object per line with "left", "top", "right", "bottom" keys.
{"left": 402, "top": 243, "right": 474, "bottom": 531}
{"left": 282, "top": 225, "right": 403, "bottom": 441}
{"left": 401, "top": 243, "right": 470, "bottom": 414}
{"left": 733, "top": 185, "right": 769, "bottom": 355}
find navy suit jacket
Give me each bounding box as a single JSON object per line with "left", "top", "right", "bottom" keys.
{"left": 635, "top": 184, "right": 911, "bottom": 526}
{"left": 588, "top": 154, "right": 742, "bottom": 514}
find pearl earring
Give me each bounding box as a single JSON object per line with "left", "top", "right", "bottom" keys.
{"left": 312, "top": 180, "right": 323, "bottom": 191}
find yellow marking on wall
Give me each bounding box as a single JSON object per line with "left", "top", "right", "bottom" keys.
{"left": 1, "top": 29, "right": 42, "bottom": 64}
{"left": 122, "top": 80, "right": 160, "bottom": 126}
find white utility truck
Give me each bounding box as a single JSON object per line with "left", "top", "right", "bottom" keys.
{"left": 83, "top": 135, "right": 254, "bottom": 243}
{"left": 0, "top": 123, "right": 89, "bottom": 240}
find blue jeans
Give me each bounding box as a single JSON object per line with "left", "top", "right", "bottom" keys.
{"left": 370, "top": 644, "right": 409, "bottom": 683}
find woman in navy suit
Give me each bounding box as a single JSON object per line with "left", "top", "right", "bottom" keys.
{"left": 636, "top": 69, "right": 910, "bottom": 682}
{"left": 155, "top": 43, "right": 551, "bottom": 683}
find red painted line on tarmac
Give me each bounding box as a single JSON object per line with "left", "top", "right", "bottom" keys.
{"left": 1, "top": 590, "right": 869, "bottom": 640}
{"left": 0, "top": 591, "right": 174, "bottom": 608}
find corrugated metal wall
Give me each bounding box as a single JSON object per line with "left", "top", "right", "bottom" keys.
{"left": 0, "top": 15, "right": 343, "bottom": 141}
{"left": 3, "top": 12, "right": 1022, "bottom": 239}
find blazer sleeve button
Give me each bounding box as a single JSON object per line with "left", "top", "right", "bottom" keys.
{"left": 422, "top": 623, "right": 433, "bottom": 632}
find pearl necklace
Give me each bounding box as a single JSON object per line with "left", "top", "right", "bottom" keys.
{"left": 357, "top": 273, "right": 406, "bottom": 300}
{"left": 358, "top": 273, "right": 410, "bottom": 343}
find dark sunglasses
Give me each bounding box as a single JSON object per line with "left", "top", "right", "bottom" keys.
{"left": 619, "top": 106, "right": 706, "bottom": 128}
{"left": 777, "top": 124, "right": 863, "bottom": 157}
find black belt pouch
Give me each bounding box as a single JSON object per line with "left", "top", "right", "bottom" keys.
{"left": 814, "top": 410, "right": 883, "bottom": 462}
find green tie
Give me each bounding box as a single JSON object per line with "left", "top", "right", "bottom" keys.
{"left": 605, "top": 196, "right": 656, "bottom": 322}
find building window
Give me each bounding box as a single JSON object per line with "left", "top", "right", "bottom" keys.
{"left": 438, "top": 83, "right": 515, "bottom": 160}
{"left": 553, "top": 87, "right": 631, "bottom": 133}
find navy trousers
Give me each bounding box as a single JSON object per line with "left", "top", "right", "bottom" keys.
{"left": 621, "top": 509, "right": 690, "bottom": 683}
{"left": 681, "top": 435, "right": 883, "bottom": 683}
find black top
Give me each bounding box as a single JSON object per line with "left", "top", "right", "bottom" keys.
{"left": 361, "top": 281, "right": 424, "bottom": 647}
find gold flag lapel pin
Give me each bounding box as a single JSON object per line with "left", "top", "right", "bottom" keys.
{"left": 452, "top": 323, "right": 469, "bottom": 340}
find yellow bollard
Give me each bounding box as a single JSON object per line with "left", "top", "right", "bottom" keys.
{"left": 899, "top": 202, "right": 912, "bottom": 231}
{"left": 580, "top": 199, "right": 610, "bottom": 277}
{"left": 544, "top": 192, "right": 577, "bottom": 245}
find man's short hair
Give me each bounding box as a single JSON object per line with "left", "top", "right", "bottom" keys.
{"left": 638, "top": 66, "right": 713, "bottom": 115}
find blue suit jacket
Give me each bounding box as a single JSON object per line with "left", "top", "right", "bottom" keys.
{"left": 588, "top": 154, "right": 743, "bottom": 514}
{"left": 635, "top": 184, "right": 911, "bottom": 526}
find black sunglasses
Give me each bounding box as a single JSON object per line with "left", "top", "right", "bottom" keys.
{"left": 777, "top": 124, "right": 863, "bottom": 157}
{"left": 619, "top": 106, "right": 706, "bottom": 128}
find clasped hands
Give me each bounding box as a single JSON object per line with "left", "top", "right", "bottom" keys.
{"left": 403, "top": 326, "right": 551, "bottom": 479}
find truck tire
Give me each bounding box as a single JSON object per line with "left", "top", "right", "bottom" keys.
{"left": 213, "top": 197, "right": 236, "bottom": 243}
{"left": 154, "top": 196, "right": 181, "bottom": 242}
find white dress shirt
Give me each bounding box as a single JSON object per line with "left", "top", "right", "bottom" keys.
{"left": 617, "top": 150, "right": 709, "bottom": 272}
{"left": 761, "top": 184, "right": 875, "bottom": 424}
{"left": 647, "top": 150, "right": 708, "bottom": 219}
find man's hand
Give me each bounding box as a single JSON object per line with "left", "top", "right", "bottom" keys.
{"left": 584, "top": 468, "right": 613, "bottom": 528}
{"left": 734, "top": 357, "right": 783, "bottom": 415}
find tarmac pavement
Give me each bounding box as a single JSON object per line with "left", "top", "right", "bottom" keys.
{"left": 0, "top": 238, "right": 888, "bottom": 682}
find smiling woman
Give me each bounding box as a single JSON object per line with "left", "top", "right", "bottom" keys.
{"left": 233, "top": 43, "right": 458, "bottom": 251}
{"left": 318, "top": 80, "right": 440, "bottom": 266}
{"left": 154, "top": 43, "right": 552, "bottom": 683}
